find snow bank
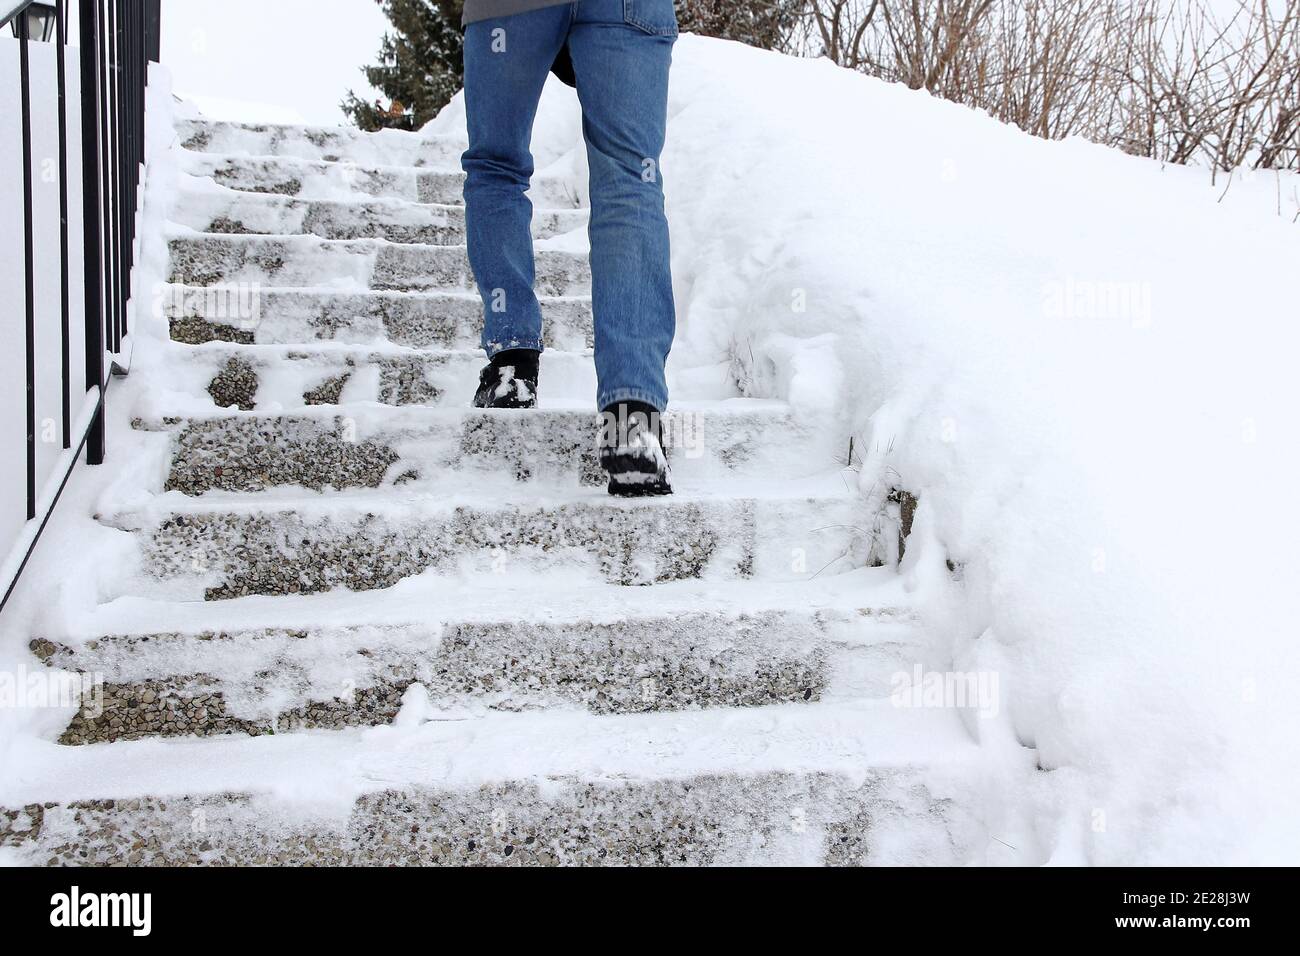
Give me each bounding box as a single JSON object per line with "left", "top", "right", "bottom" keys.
{"left": 652, "top": 36, "right": 1300, "bottom": 864}
{"left": 435, "top": 36, "right": 1300, "bottom": 863}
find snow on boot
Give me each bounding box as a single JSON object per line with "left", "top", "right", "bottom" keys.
{"left": 473, "top": 349, "right": 539, "bottom": 410}
{"left": 599, "top": 401, "right": 673, "bottom": 498}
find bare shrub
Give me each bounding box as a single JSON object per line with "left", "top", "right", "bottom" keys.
{"left": 675, "top": 0, "right": 807, "bottom": 49}
{"left": 785, "top": 1, "right": 1299, "bottom": 173}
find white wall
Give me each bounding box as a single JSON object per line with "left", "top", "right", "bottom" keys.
{"left": 0, "top": 31, "right": 92, "bottom": 592}
{"left": 28, "top": 39, "right": 66, "bottom": 516}
{"left": 0, "top": 38, "right": 29, "bottom": 558}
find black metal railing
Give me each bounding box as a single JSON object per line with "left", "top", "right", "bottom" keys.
{"left": 0, "top": 0, "right": 160, "bottom": 613}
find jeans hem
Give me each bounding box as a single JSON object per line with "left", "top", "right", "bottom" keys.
{"left": 484, "top": 339, "right": 545, "bottom": 359}
{"left": 598, "top": 387, "right": 667, "bottom": 413}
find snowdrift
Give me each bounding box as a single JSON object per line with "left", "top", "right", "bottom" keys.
{"left": 430, "top": 35, "right": 1300, "bottom": 864}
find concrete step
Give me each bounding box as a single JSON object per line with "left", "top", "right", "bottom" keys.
{"left": 37, "top": 600, "right": 922, "bottom": 744}
{"left": 173, "top": 185, "right": 587, "bottom": 245}
{"left": 150, "top": 345, "right": 601, "bottom": 410}
{"left": 184, "top": 152, "right": 581, "bottom": 208}
{"left": 142, "top": 401, "right": 804, "bottom": 495}
{"left": 178, "top": 118, "right": 466, "bottom": 168}
{"left": 167, "top": 234, "right": 591, "bottom": 296}
{"left": 162, "top": 286, "right": 594, "bottom": 351}
{"left": 0, "top": 703, "right": 982, "bottom": 865}
{"left": 106, "top": 489, "right": 869, "bottom": 599}
{"left": 1, "top": 772, "right": 970, "bottom": 867}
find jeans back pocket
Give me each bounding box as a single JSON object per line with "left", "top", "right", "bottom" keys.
{"left": 624, "top": 0, "right": 679, "bottom": 37}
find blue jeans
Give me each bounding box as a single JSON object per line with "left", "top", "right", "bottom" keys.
{"left": 462, "top": 0, "right": 678, "bottom": 413}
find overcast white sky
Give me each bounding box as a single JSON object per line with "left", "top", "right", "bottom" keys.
{"left": 160, "top": 0, "right": 392, "bottom": 125}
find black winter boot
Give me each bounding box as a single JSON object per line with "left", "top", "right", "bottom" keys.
{"left": 598, "top": 401, "right": 673, "bottom": 498}
{"left": 473, "top": 349, "right": 540, "bottom": 410}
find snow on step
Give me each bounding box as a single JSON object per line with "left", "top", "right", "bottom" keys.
{"left": 36, "top": 602, "right": 921, "bottom": 744}
{"left": 167, "top": 234, "right": 591, "bottom": 295}
{"left": 184, "top": 152, "right": 581, "bottom": 208}
{"left": 106, "top": 490, "right": 867, "bottom": 598}
{"left": 172, "top": 185, "right": 587, "bottom": 245}
{"left": 143, "top": 402, "right": 804, "bottom": 495}
{"left": 178, "top": 117, "right": 466, "bottom": 168}
{"left": 0, "top": 703, "right": 983, "bottom": 865}
{"left": 37, "top": 570, "right": 923, "bottom": 744}
{"left": 164, "top": 287, "right": 593, "bottom": 350}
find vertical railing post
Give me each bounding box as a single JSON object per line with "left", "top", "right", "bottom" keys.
{"left": 115, "top": 0, "right": 127, "bottom": 343}
{"left": 145, "top": 0, "right": 159, "bottom": 65}
{"left": 126, "top": 0, "right": 137, "bottom": 314}
{"left": 82, "top": 0, "right": 106, "bottom": 465}
{"left": 56, "top": 0, "right": 71, "bottom": 449}
{"left": 17, "top": 11, "right": 36, "bottom": 519}
{"left": 104, "top": 0, "right": 118, "bottom": 354}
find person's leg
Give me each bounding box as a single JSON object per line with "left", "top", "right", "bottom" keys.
{"left": 461, "top": 7, "right": 573, "bottom": 363}
{"left": 566, "top": 0, "right": 677, "bottom": 415}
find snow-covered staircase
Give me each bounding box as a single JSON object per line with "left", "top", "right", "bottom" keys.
{"left": 1, "top": 117, "right": 986, "bottom": 866}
